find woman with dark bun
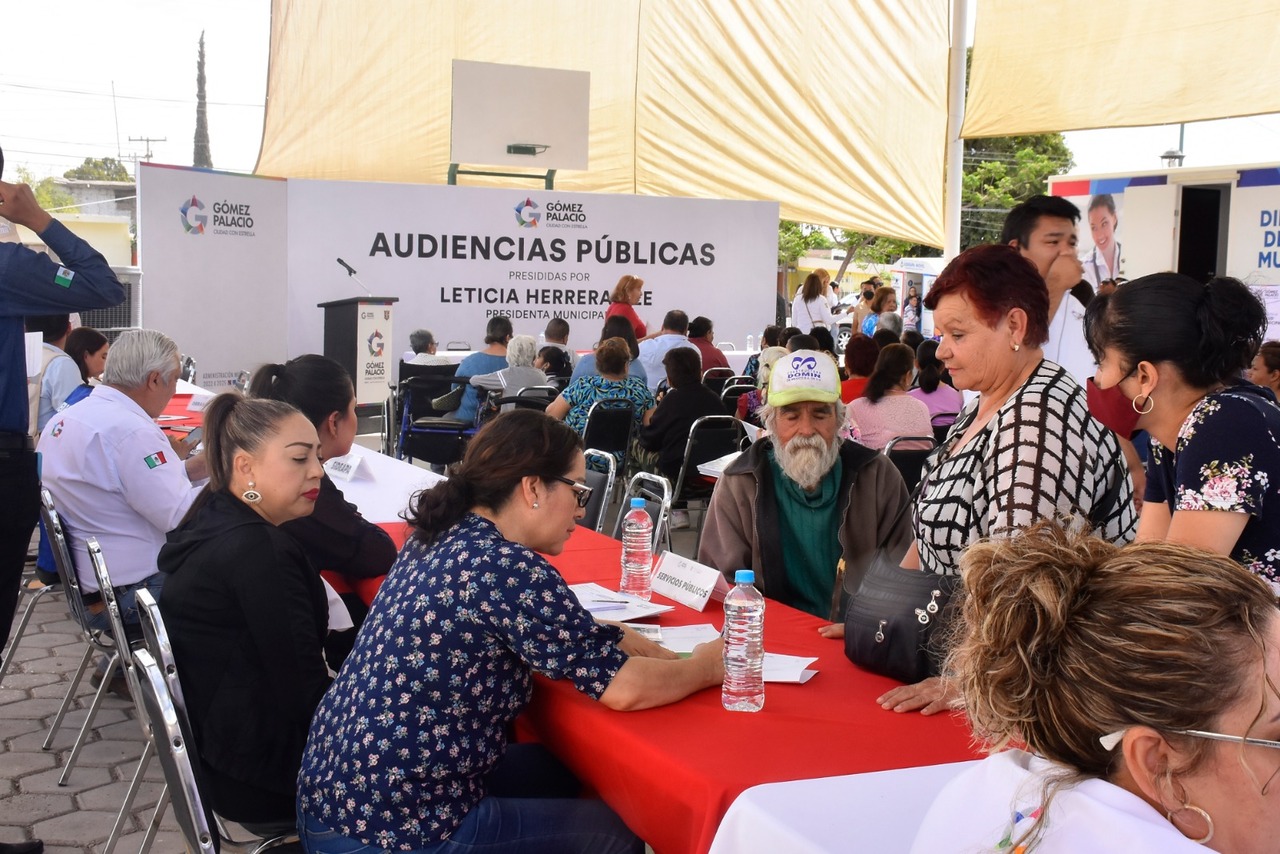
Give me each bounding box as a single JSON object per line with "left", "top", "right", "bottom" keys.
{"left": 297, "top": 411, "right": 722, "bottom": 853}
{"left": 250, "top": 355, "right": 396, "bottom": 660}
{"left": 1086, "top": 274, "right": 1280, "bottom": 588}
{"left": 914, "top": 522, "right": 1280, "bottom": 852}
{"left": 59, "top": 326, "right": 109, "bottom": 407}
{"left": 158, "top": 394, "right": 330, "bottom": 836}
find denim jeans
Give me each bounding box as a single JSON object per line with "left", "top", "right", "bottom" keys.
{"left": 299, "top": 745, "right": 642, "bottom": 854}
{"left": 84, "top": 572, "right": 164, "bottom": 637}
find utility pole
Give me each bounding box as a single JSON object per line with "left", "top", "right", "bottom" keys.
{"left": 128, "top": 136, "right": 167, "bottom": 162}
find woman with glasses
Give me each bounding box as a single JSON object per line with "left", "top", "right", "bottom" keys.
{"left": 914, "top": 522, "right": 1280, "bottom": 853}
{"left": 297, "top": 410, "right": 723, "bottom": 854}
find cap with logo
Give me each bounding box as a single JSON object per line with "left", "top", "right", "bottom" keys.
{"left": 767, "top": 349, "right": 841, "bottom": 409}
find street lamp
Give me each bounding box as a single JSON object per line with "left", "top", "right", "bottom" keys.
{"left": 1161, "top": 148, "right": 1185, "bottom": 168}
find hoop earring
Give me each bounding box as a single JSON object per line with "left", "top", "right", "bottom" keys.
{"left": 1167, "top": 803, "right": 1214, "bottom": 845}
{"left": 1132, "top": 394, "right": 1154, "bottom": 415}
{"left": 242, "top": 481, "right": 262, "bottom": 504}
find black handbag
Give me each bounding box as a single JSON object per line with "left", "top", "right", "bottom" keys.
{"left": 843, "top": 553, "right": 959, "bottom": 684}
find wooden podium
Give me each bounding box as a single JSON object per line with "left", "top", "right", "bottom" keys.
{"left": 317, "top": 296, "right": 399, "bottom": 413}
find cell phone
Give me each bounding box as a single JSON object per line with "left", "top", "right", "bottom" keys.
{"left": 185, "top": 426, "right": 204, "bottom": 445}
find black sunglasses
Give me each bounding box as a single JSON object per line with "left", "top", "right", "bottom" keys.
{"left": 550, "top": 475, "right": 593, "bottom": 508}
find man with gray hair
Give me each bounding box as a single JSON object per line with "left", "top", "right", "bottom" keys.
{"left": 39, "top": 329, "right": 207, "bottom": 655}
{"left": 698, "top": 350, "right": 912, "bottom": 621}
{"left": 405, "top": 329, "right": 448, "bottom": 366}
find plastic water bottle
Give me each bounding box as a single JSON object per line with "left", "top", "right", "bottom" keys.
{"left": 538, "top": 332, "right": 546, "bottom": 346}
{"left": 746, "top": 334, "right": 755, "bottom": 352}
{"left": 620, "top": 498, "right": 653, "bottom": 600}
{"left": 722, "top": 569, "right": 765, "bottom": 712}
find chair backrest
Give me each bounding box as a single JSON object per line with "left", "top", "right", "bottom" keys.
{"left": 519, "top": 385, "right": 560, "bottom": 403}
{"left": 932, "top": 422, "right": 953, "bottom": 446}
{"left": 135, "top": 588, "right": 188, "bottom": 711}
{"left": 582, "top": 398, "right": 636, "bottom": 456}
{"left": 673, "top": 415, "right": 744, "bottom": 499}
{"left": 723, "top": 375, "right": 755, "bottom": 390}
{"left": 883, "top": 436, "right": 938, "bottom": 493}
{"left": 132, "top": 649, "right": 217, "bottom": 854}
{"left": 40, "top": 489, "right": 93, "bottom": 630}
{"left": 721, "top": 384, "right": 752, "bottom": 417}
{"left": 702, "top": 367, "right": 737, "bottom": 396}
{"left": 716, "top": 342, "right": 737, "bottom": 352}
{"left": 580, "top": 449, "right": 617, "bottom": 532}
{"left": 611, "top": 472, "right": 673, "bottom": 553}
{"left": 445, "top": 341, "right": 471, "bottom": 351}
{"left": 87, "top": 538, "right": 146, "bottom": 722}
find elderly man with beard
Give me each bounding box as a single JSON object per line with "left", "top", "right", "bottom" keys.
{"left": 698, "top": 350, "right": 912, "bottom": 621}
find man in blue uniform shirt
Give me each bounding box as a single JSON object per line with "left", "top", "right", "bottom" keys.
{"left": 0, "top": 147, "right": 125, "bottom": 690}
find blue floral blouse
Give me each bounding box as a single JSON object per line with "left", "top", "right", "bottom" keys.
{"left": 297, "top": 514, "right": 628, "bottom": 849}
{"left": 1145, "top": 384, "right": 1280, "bottom": 589}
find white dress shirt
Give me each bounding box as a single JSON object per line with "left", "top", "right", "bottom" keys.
{"left": 40, "top": 385, "right": 203, "bottom": 590}
{"left": 1045, "top": 293, "right": 1094, "bottom": 386}
{"left": 637, "top": 334, "right": 699, "bottom": 391}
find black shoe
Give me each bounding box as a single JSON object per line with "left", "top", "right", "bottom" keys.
{"left": 0, "top": 840, "right": 45, "bottom": 854}
{"left": 107, "top": 674, "right": 131, "bottom": 700}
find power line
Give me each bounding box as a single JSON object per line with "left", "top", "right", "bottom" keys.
{"left": 0, "top": 80, "right": 263, "bottom": 109}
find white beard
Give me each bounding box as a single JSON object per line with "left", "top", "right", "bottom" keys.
{"left": 772, "top": 433, "right": 840, "bottom": 492}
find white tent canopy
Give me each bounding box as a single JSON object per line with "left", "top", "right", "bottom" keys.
{"left": 254, "top": 0, "right": 953, "bottom": 247}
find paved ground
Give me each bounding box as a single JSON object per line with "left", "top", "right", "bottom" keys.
{"left": 1, "top": 435, "right": 705, "bottom": 852}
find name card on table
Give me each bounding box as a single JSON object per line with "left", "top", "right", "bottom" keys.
{"left": 186, "top": 394, "right": 213, "bottom": 413}
{"left": 651, "top": 551, "right": 731, "bottom": 611}
{"left": 324, "top": 452, "right": 366, "bottom": 482}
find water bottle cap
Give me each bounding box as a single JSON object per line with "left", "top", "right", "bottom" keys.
{"left": 630, "top": 497, "right": 645, "bottom": 509}
{"left": 734, "top": 569, "right": 755, "bottom": 584}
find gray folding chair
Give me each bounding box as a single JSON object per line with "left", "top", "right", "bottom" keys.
{"left": 88, "top": 539, "right": 153, "bottom": 854}
{"left": 0, "top": 567, "right": 61, "bottom": 687}
{"left": 611, "top": 472, "right": 674, "bottom": 555}
{"left": 579, "top": 449, "right": 617, "bottom": 533}
{"left": 37, "top": 489, "right": 124, "bottom": 786}
{"left": 671, "top": 415, "right": 744, "bottom": 550}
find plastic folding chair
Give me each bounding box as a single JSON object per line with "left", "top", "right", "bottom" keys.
{"left": 883, "top": 435, "right": 938, "bottom": 492}
{"left": 37, "top": 489, "right": 125, "bottom": 786}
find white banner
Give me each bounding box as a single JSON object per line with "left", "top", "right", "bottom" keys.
{"left": 141, "top": 166, "right": 778, "bottom": 384}
{"left": 138, "top": 164, "right": 289, "bottom": 389}
{"left": 286, "top": 181, "right": 778, "bottom": 356}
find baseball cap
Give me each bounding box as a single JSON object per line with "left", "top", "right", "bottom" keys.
{"left": 768, "top": 349, "right": 841, "bottom": 408}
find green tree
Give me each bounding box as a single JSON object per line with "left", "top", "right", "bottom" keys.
{"left": 17, "top": 167, "right": 75, "bottom": 212}
{"left": 961, "top": 134, "right": 1074, "bottom": 248}
{"left": 193, "top": 31, "right": 213, "bottom": 168}
{"left": 63, "top": 157, "right": 132, "bottom": 181}
{"left": 825, "top": 229, "right": 940, "bottom": 283}
{"left": 777, "top": 220, "right": 831, "bottom": 267}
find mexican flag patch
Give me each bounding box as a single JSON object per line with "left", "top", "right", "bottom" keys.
{"left": 143, "top": 451, "right": 168, "bottom": 469}
{"left": 54, "top": 266, "right": 75, "bottom": 288}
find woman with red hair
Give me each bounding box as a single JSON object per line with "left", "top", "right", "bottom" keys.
{"left": 861, "top": 244, "right": 1137, "bottom": 714}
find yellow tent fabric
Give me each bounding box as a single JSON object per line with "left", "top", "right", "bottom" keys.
{"left": 962, "top": 0, "right": 1280, "bottom": 138}
{"left": 255, "top": 0, "right": 952, "bottom": 247}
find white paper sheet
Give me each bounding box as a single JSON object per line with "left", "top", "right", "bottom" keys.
{"left": 571, "top": 582, "right": 675, "bottom": 622}
{"left": 651, "top": 623, "right": 818, "bottom": 683}
{"left": 697, "top": 451, "right": 741, "bottom": 478}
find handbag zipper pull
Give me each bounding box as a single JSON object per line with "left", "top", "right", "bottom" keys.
{"left": 926, "top": 589, "right": 942, "bottom": 615}
{"left": 875, "top": 619, "right": 887, "bottom": 643}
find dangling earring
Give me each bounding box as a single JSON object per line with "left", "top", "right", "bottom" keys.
{"left": 1132, "top": 394, "right": 1154, "bottom": 415}
{"left": 1167, "top": 802, "right": 1214, "bottom": 845}
{"left": 242, "top": 481, "right": 262, "bottom": 504}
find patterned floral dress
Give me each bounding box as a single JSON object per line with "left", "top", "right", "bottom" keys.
{"left": 297, "top": 514, "right": 628, "bottom": 850}
{"left": 1145, "top": 384, "right": 1280, "bottom": 589}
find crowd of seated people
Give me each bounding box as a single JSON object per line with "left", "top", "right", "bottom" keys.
{"left": 12, "top": 199, "right": 1280, "bottom": 854}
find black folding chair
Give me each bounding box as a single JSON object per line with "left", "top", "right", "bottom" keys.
{"left": 931, "top": 413, "right": 959, "bottom": 446}
{"left": 578, "top": 450, "right": 617, "bottom": 533}
{"left": 883, "top": 435, "right": 938, "bottom": 492}
{"left": 581, "top": 398, "right": 637, "bottom": 477}
{"left": 671, "top": 415, "right": 744, "bottom": 549}
{"left": 611, "top": 472, "right": 674, "bottom": 555}
{"left": 721, "top": 383, "right": 753, "bottom": 417}
{"left": 702, "top": 367, "right": 737, "bottom": 397}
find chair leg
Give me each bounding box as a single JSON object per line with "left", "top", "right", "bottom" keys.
{"left": 0, "top": 585, "right": 56, "bottom": 685}
{"left": 104, "top": 740, "right": 152, "bottom": 854}
{"left": 139, "top": 785, "right": 169, "bottom": 854}
{"left": 248, "top": 834, "right": 302, "bottom": 854}
{"left": 58, "top": 652, "right": 120, "bottom": 785}
{"left": 43, "top": 643, "right": 94, "bottom": 749}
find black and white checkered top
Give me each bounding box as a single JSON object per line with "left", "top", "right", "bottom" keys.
{"left": 915, "top": 360, "right": 1138, "bottom": 576}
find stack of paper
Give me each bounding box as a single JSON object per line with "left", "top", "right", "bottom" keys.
{"left": 697, "top": 451, "right": 742, "bottom": 479}
{"left": 647, "top": 623, "right": 818, "bottom": 683}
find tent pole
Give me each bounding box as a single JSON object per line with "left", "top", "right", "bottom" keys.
{"left": 943, "top": 0, "right": 969, "bottom": 261}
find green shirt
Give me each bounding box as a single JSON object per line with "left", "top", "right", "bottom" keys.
{"left": 768, "top": 447, "right": 843, "bottom": 618}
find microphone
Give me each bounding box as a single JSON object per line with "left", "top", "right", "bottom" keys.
{"left": 336, "top": 257, "right": 372, "bottom": 297}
